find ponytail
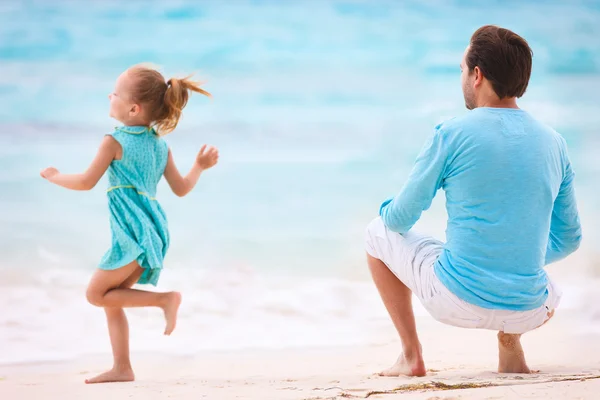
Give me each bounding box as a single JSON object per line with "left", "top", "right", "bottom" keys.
{"left": 126, "top": 65, "right": 211, "bottom": 136}
{"left": 155, "top": 76, "right": 211, "bottom": 135}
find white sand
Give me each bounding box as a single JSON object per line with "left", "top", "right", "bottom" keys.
{"left": 2, "top": 312, "right": 599, "bottom": 400}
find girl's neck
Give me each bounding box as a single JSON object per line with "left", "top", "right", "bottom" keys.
{"left": 120, "top": 117, "right": 149, "bottom": 127}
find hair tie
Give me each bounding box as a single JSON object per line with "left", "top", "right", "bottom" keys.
{"left": 166, "top": 79, "right": 172, "bottom": 87}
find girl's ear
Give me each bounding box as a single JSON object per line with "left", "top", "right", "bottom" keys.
{"left": 129, "top": 103, "right": 141, "bottom": 117}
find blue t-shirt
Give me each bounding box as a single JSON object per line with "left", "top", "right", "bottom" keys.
{"left": 380, "top": 107, "right": 582, "bottom": 311}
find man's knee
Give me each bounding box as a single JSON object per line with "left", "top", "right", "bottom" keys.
{"left": 365, "top": 216, "right": 384, "bottom": 236}
{"left": 527, "top": 307, "right": 556, "bottom": 332}
{"left": 366, "top": 252, "right": 382, "bottom": 269}
{"left": 365, "top": 217, "right": 384, "bottom": 258}
{"left": 539, "top": 308, "right": 555, "bottom": 328}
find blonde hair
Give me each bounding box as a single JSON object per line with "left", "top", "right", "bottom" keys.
{"left": 127, "top": 65, "right": 211, "bottom": 135}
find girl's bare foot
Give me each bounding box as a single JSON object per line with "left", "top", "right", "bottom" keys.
{"left": 379, "top": 350, "right": 426, "bottom": 377}
{"left": 85, "top": 367, "right": 135, "bottom": 384}
{"left": 162, "top": 291, "right": 182, "bottom": 335}
{"left": 497, "top": 332, "right": 531, "bottom": 373}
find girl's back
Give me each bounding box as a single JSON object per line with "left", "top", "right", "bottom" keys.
{"left": 107, "top": 126, "right": 168, "bottom": 198}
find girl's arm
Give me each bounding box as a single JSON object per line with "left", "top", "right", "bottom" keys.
{"left": 163, "top": 144, "right": 219, "bottom": 197}
{"left": 40, "top": 136, "right": 120, "bottom": 191}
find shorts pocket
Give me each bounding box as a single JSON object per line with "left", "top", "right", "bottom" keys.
{"left": 423, "top": 288, "right": 483, "bottom": 329}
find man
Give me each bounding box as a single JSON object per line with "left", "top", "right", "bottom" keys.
{"left": 365, "top": 25, "right": 582, "bottom": 376}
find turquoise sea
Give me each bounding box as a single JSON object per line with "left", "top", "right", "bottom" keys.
{"left": 1, "top": 0, "right": 599, "bottom": 364}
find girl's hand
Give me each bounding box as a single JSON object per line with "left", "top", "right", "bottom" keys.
{"left": 196, "top": 145, "right": 219, "bottom": 170}
{"left": 40, "top": 167, "right": 60, "bottom": 180}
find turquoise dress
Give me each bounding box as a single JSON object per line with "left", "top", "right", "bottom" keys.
{"left": 99, "top": 126, "right": 170, "bottom": 286}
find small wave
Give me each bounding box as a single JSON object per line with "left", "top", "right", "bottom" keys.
{"left": 1, "top": 264, "right": 598, "bottom": 365}
{"left": 0, "top": 267, "right": 393, "bottom": 364}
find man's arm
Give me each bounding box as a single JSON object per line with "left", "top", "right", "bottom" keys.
{"left": 380, "top": 125, "right": 449, "bottom": 234}
{"left": 545, "top": 157, "right": 582, "bottom": 265}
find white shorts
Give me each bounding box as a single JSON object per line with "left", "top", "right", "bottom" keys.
{"left": 365, "top": 217, "right": 561, "bottom": 334}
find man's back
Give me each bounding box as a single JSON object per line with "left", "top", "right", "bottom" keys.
{"left": 435, "top": 107, "right": 581, "bottom": 310}
{"left": 380, "top": 107, "right": 582, "bottom": 311}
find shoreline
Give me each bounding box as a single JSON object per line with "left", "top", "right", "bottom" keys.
{"left": 2, "top": 314, "right": 600, "bottom": 399}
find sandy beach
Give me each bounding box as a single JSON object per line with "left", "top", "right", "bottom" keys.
{"left": 2, "top": 2, "right": 600, "bottom": 400}
{"left": 2, "top": 311, "right": 599, "bottom": 400}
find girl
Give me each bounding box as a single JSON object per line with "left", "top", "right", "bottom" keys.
{"left": 40, "top": 65, "right": 219, "bottom": 384}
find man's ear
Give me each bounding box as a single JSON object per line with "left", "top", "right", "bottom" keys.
{"left": 473, "top": 66, "right": 484, "bottom": 88}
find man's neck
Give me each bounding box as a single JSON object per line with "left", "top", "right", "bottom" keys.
{"left": 476, "top": 96, "right": 519, "bottom": 109}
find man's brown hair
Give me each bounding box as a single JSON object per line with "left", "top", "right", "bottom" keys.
{"left": 466, "top": 25, "right": 533, "bottom": 99}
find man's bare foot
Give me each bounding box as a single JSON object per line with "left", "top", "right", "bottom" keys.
{"left": 497, "top": 332, "right": 531, "bottom": 373}
{"left": 379, "top": 351, "right": 426, "bottom": 377}
{"left": 85, "top": 367, "right": 135, "bottom": 384}
{"left": 162, "top": 291, "right": 182, "bottom": 335}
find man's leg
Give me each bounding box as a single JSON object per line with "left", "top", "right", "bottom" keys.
{"left": 367, "top": 253, "right": 426, "bottom": 377}
{"left": 497, "top": 332, "right": 530, "bottom": 373}
{"left": 497, "top": 309, "right": 554, "bottom": 373}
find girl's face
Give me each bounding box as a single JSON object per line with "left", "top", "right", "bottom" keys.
{"left": 108, "top": 71, "right": 140, "bottom": 124}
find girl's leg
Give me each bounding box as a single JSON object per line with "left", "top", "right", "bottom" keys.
{"left": 85, "top": 260, "right": 182, "bottom": 335}
{"left": 85, "top": 268, "right": 143, "bottom": 384}
{"left": 84, "top": 261, "right": 181, "bottom": 384}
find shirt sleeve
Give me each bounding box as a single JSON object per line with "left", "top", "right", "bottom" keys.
{"left": 545, "top": 149, "right": 582, "bottom": 264}
{"left": 379, "top": 124, "right": 449, "bottom": 234}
